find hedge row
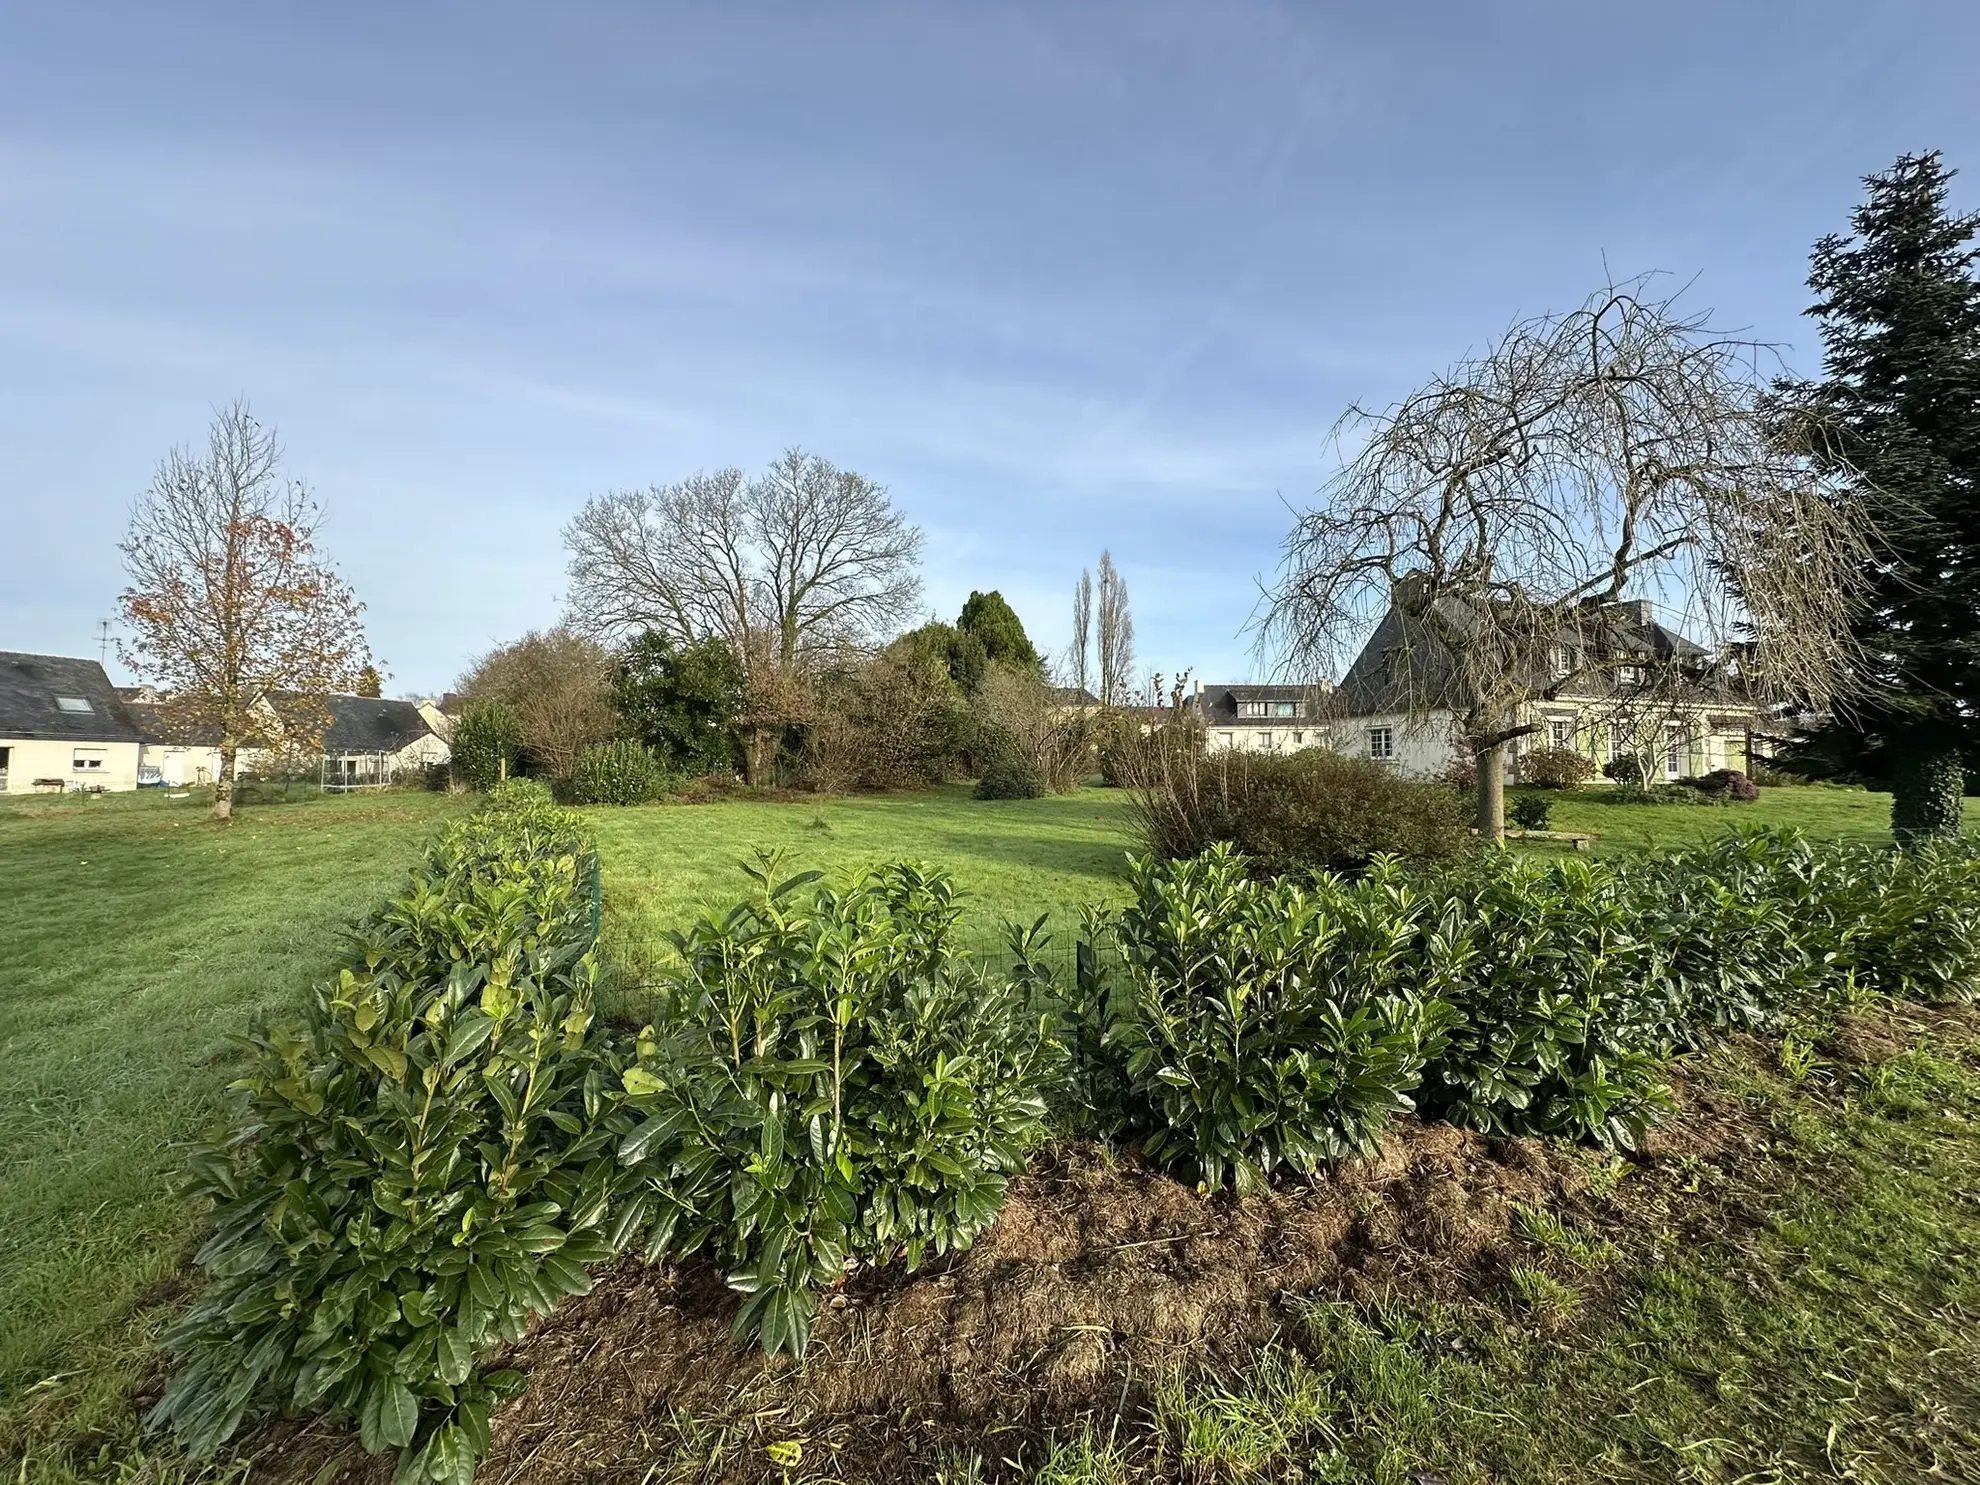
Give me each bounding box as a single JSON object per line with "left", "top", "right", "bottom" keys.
{"left": 154, "top": 799, "right": 1065, "bottom": 1483}
{"left": 1086, "top": 829, "right": 1980, "bottom": 1192}
{"left": 156, "top": 813, "right": 1980, "bottom": 1481}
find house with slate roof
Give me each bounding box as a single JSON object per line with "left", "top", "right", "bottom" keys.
{"left": 1317, "top": 596, "right": 1764, "bottom": 782}
{"left": 0, "top": 652, "right": 147, "bottom": 792}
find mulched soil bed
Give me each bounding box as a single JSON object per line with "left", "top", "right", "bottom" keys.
{"left": 200, "top": 1001, "right": 1980, "bottom": 1485}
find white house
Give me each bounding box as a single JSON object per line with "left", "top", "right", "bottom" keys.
{"left": 1317, "top": 596, "right": 1762, "bottom": 782}
{"left": 121, "top": 688, "right": 452, "bottom": 789}
{"left": 1196, "top": 683, "right": 1337, "bottom": 755}
{"left": 0, "top": 652, "right": 146, "bottom": 793}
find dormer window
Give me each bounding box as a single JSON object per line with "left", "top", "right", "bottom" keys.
{"left": 1615, "top": 664, "right": 1645, "bottom": 687}
{"left": 55, "top": 696, "right": 93, "bottom": 713}
{"left": 1549, "top": 645, "right": 1577, "bottom": 679}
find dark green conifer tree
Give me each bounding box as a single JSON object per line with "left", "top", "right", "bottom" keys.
{"left": 1787, "top": 152, "right": 1980, "bottom": 844}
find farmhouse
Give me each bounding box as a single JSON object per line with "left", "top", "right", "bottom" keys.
{"left": 1197, "top": 682, "right": 1336, "bottom": 755}
{"left": 0, "top": 652, "right": 146, "bottom": 793}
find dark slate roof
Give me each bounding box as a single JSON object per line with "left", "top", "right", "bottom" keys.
{"left": 0, "top": 653, "right": 145, "bottom": 743}
{"left": 321, "top": 695, "right": 439, "bottom": 755}
{"left": 1196, "top": 683, "right": 1332, "bottom": 726}
{"left": 123, "top": 700, "right": 222, "bottom": 747}
{"left": 1325, "top": 597, "right": 1737, "bottom": 719}
{"left": 1048, "top": 686, "right": 1103, "bottom": 708}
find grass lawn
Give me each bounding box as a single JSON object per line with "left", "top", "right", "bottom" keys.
{"left": 1537, "top": 781, "right": 1980, "bottom": 854}
{"left": 2, "top": 775, "right": 1974, "bottom": 1479}
{"left": 0, "top": 787, "right": 465, "bottom": 1457}
{"left": 590, "top": 783, "right": 1139, "bottom": 1007}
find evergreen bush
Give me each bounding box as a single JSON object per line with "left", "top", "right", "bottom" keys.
{"left": 1518, "top": 747, "right": 1597, "bottom": 790}
{"left": 1509, "top": 793, "right": 1553, "bottom": 830}
{"left": 561, "top": 740, "right": 670, "bottom": 805}
{"left": 616, "top": 856, "right": 1065, "bottom": 1356}
{"left": 449, "top": 701, "right": 523, "bottom": 792}
{"left": 151, "top": 791, "right": 638, "bottom": 1484}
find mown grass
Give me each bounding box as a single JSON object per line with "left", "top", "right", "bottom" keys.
{"left": 0, "top": 787, "right": 465, "bottom": 1461}
{"left": 2, "top": 776, "right": 1973, "bottom": 1482}
{"left": 1536, "top": 780, "right": 1980, "bottom": 854}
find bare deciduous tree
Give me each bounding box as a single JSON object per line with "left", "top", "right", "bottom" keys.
{"left": 563, "top": 448, "right": 923, "bottom": 780}
{"left": 1096, "top": 550, "right": 1135, "bottom": 706}
{"left": 1069, "top": 568, "right": 1093, "bottom": 696}
{"left": 1264, "top": 277, "right": 1872, "bottom": 839}
{"left": 119, "top": 400, "right": 370, "bottom": 820}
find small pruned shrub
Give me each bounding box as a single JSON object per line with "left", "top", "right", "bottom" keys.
{"left": 1518, "top": 747, "right": 1597, "bottom": 791}
{"left": 617, "top": 856, "right": 1065, "bottom": 1356}
{"left": 482, "top": 775, "right": 556, "bottom": 813}
{"left": 151, "top": 791, "right": 638, "bottom": 1483}
{"left": 975, "top": 754, "right": 1047, "bottom": 800}
{"left": 562, "top": 739, "right": 673, "bottom": 806}
{"left": 1602, "top": 753, "right": 1652, "bottom": 788}
{"left": 1090, "top": 846, "right": 1460, "bottom": 1191}
{"left": 1682, "top": 768, "right": 1760, "bottom": 803}
{"left": 1510, "top": 793, "right": 1553, "bottom": 831}
{"left": 1132, "top": 747, "right": 1470, "bottom": 877}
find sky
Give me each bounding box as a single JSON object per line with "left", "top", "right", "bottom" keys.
{"left": 4, "top": 1, "right": 1979, "bottom": 696}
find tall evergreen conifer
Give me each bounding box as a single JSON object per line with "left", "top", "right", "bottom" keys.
{"left": 1788, "top": 152, "right": 1980, "bottom": 843}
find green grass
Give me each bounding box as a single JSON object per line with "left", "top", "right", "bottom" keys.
{"left": 590, "top": 784, "right": 1139, "bottom": 1003}
{"left": 3, "top": 776, "right": 1973, "bottom": 1480}
{"left": 0, "top": 787, "right": 465, "bottom": 1455}
{"left": 1532, "top": 781, "right": 1980, "bottom": 854}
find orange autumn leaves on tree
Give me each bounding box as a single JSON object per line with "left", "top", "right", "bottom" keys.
{"left": 119, "top": 400, "right": 371, "bottom": 819}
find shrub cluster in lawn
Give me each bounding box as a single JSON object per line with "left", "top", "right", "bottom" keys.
{"left": 1510, "top": 793, "right": 1553, "bottom": 830}
{"left": 559, "top": 738, "right": 678, "bottom": 805}
{"left": 615, "top": 854, "right": 1064, "bottom": 1355}
{"left": 155, "top": 821, "right": 1063, "bottom": 1481}
{"left": 1078, "top": 829, "right": 1980, "bottom": 1186}
{"left": 152, "top": 786, "right": 634, "bottom": 1484}
{"left": 1682, "top": 767, "right": 1760, "bottom": 802}
{"left": 1518, "top": 746, "right": 1598, "bottom": 790}
{"left": 157, "top": 797, "right": 1980, "bottom": 1481}
{"left": 1131, "top": 746, "right": 1471, "bottom": 875}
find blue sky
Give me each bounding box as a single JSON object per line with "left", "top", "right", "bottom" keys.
{"left": 4, "top": 2, "right": 1978, "bottom": 695}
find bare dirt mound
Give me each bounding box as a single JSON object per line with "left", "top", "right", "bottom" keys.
{"left": 475, "top": 1121, "right": 1587, "bottom": 1484}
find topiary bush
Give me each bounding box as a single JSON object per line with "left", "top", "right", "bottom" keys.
{"left": 561, "top": 739, "right": 670, "bottom": 805}
{"left": 1518, "top": 747, "right": 1597, "bottom": 790}
{"left": 615, "top": 856, "right": 1065, "bottom": 1356}
{"left": 151, "top": 790, "right": 639, "bottom": 1484}
{"left": 1134, "top": 747, "right": 1471, "bottom": 877}
{"left": 1089, "top": 846, "right": 1458, "bottom": 1192}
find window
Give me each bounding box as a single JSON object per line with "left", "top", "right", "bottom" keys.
{"left": 1368, "top": 726, "right": 1395, "bottom": 760}
{"left": 1218, "top": 732, "right": 1234, "bottom": 749}
{"left": 1664, "top": 721, "right": 1685, "bottom": 779}
{"left": 1237, "top": 700, "right": 1269, "bottom": 718}
{"left": 1615, "top": 664, "right": 1644, "bottom": 687}
{"left": 55, "top": 696, "right": 93, "bottom": 714}
{"left": 1549, "top": 645, "right": 1574, "bottom": 679}
{"left": 1260, "top": 731, "right": 1274, "bottom": 748}
{"left": 1273, "top": 700, "right": 1299, "bottom": 718}
{"left": 1292, "top": 731, "right": 1305, "bottom": 746}
{"left": 1548, "top": 718, "right": 1574, "bottom": 750}
{"left": 72, "top": 748, "right": 106, "bottom": 772}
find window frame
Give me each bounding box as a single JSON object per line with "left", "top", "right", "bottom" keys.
{"left": 1367, "top": 725, "right": 1395, "bottom": 761}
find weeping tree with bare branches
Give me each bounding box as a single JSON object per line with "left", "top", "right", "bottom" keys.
{"left": 563, "top": 448, "right": 923, "bottom": 780}
{"left": 119, "top": 401, "right": 370, "bottom": 821}
{"left": 1265, "top": 277, "right": 1873, "bottom": 841}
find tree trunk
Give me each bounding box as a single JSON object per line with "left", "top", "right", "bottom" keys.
{"left": 213, "top": 743, "right": 236, "bottom": 821}
{"left": 1475, "top": 740, "right": 1505, "bottom": 843}
{"left": 1891, "top": 747, "right": 1965, "bottom": 850}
